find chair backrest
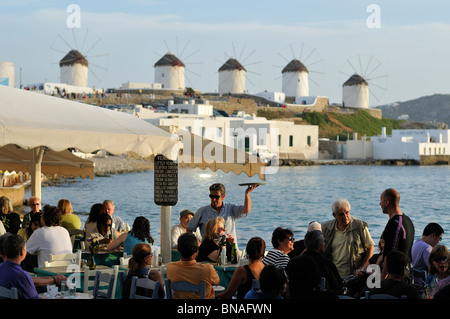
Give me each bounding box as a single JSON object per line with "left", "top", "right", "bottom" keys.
{"left": 92, "top": 266, "right": 120, "bottom": 299}
{"left": 129, "top": 276, "right": 161, "bottom": 299}
{"left": 44, "top": 260, "right": 72, "bottom": 267}
{"left": 83, "top": 265, "right": 119, "bottom": 295}
{"left": 48, "top": 250, "right": 82, "bottom": 267}
{"left": 164, "top": 279, "right": 206, "bottom": 299}
{"left": 0, "top": 286, "right": 18, "bottom": 299}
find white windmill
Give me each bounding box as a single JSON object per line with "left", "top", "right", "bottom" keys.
{"left": 275, "top": 43, "right": 324, "bottom": 103}
{"left": 59, "top": 49, "right": 88, "bottom": 87}
{"left": 154, "top": 52, "right": 185, "bottom": 90}
{"left": 218, "top": 57, "right": 247, "bottom": 94}
{"left": 218, "top": 43, "right": 261, "bottom": 95}
{"left": 339, "top": 54, "right": 388, "bottom": 108}
{"left": 154, "top": 38, "right": 201, "bottom": 90}
{"left": 281, "top": 59, "right": 309, "bottom": 98}
{"left": 50, "top": 28, "right": 109, "bottom": 88}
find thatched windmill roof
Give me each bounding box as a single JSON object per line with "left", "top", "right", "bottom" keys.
{"left": 154, "top": 52, "right": 185, "bottom": 67}
{"left": 218, "top": 57, "right": 246, "bottom": 72}
{"left": 343, "top": 74, "right": 368, "bottom": 86}
{"left": 59, "top": 50, "right": 88, "bottom": 67}
{"left": 282, "top": 59, "right": 308, "bottom": 73}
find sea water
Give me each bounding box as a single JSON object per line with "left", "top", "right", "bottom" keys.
{"left": 30, "top": 165, "right": 450, "bottom": 250}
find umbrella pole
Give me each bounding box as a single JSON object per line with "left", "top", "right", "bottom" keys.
{"left": 161, "top": 205, "right": 172, "bottom": 264}
{"left": 31, "top": 146, "right": 44, "bottom": 199}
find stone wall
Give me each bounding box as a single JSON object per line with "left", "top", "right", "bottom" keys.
{"left": 420, "top": 155, "right": 450, "bottom": 165}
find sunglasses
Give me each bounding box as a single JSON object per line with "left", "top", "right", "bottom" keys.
{"left": 31, "top": 203, "right": 40, "bottom": 206}
{"left": 286, "top": 236, "right": 295, "bottom": 242}
{"left": 433, "top": 256, "right": 447, "bottom": 263}
{"left": 209, "top": 194, "right": 222, "bottom": 199}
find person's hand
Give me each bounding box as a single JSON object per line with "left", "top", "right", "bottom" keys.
{"left": 245, "top": 184, "right": 259, "bottom": 194}
{"left": 226, "top": 233, "right": 235, "bottom": 244}
{"left": 54, "top": 275, "right": 67, "bottom": 286}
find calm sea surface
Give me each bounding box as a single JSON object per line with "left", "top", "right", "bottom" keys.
{"left": 28, "top": 165, "right": 450, "bottom": 250}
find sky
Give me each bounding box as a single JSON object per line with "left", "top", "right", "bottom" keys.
{"left": 1, "top": 0, "right": 450, "bottom": 106}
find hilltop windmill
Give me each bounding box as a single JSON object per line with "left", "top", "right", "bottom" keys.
{"left": 339, "top": 54, "right": 388, "bottom": 108}
{"left": 275, "top": 43, "right": 324, "bottom": 102}
{"left": 153, "top": 38, "right": 201, "bottom": 90}
{"left": 50, "top": 28, "right": 109, "bottom": 88}
{"left": 217, "top": 43, "right": 261, "bottom": 95}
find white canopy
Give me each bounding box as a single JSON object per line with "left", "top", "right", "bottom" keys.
{"left": 0, "top": 85, "right": 182, "bottom": 197}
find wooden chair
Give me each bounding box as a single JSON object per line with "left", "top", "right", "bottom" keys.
{"left": 129, "top": 276, "right": 161, "bottom": 299}
{"left": 46, "top": 250, "right": 82, "bottom": 267}
{"left": 92, "top": 266, "right": 120, "bottom": 299}
{"left": 164, "top": 279, "right": 206, "bottom": 299}
{"left": 83, "top": 265, "right": 119, "bottom": 295}
{"left": 0, "top": 286, "right": 18, "bottom": 299}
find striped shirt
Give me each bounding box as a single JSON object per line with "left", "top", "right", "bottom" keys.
{"left": 262, "top": 249, "right": 290, "bottom": 269}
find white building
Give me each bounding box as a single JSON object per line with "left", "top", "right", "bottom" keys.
{"left": 342, "top": 74, "right": 369, "bottom": 108}
{"left": 218, "top": 57, "right": 246, "bottom": 94}
{"left": 373, "top": 128, "right": 450, "bottom": 161}
{"left": 255, "top": 91, "right": 286, "bottom": 104}
{"left": 281, "top": 59, "right": 309, "bottom": 98}
{"left": 59, "top": 50, "right": 88, "bottom": 87}
{"left": 120, "top": 82, "right": 162, "bottom": 90}
{"left": 154, "top": 52, "right": 185, "bottom": 90}
{"left": 167, "top": 100, "right": 213, "bottom": 116}
{"left": 0, "top": 61, "right": 15, "bottom": 87}
{"left": 346, "top": 127, "right": 450, "bottom": 161}
{"left": 141, "top": 100, "right": 319, "bottom": 160}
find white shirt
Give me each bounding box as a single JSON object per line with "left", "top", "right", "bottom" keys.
{"left": 26, "top": 226, "right": 73, "bottom": 267}
{"left": 170, "top": 223, "right": 202, "bottom": 248}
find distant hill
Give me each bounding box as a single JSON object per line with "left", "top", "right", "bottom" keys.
{"left": 376, "top": 94, "right": 450, "bottom": 127}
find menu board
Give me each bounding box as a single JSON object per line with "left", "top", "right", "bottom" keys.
{"left": 154, "top": 154, "right": 178, "bottom": 206}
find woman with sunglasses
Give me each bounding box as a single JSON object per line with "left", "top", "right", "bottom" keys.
{"left": 432, "top": 255, "right": 450, "bottom": 298}
{"left": 425, "top": 244, "right": 450, "bottom": 298}
{"left": 122, "top": 242, "right": 164, "bottom": 299}
{"left": 197, "top": 216, "right": 236, "bottom": 263}
{"left": 262, "top": 227, "right": 294, "bottom": 269}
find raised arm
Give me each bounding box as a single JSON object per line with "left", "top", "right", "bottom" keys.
{"left": 243, "top": 185, "right": 258, "bottom": 214}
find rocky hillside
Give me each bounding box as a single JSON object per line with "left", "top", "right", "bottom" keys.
{"left": 376, "top": 94, "right": 450, "bottom": 128}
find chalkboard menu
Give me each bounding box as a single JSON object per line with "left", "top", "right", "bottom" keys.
{"left": 154, "top": 154, "right": 178, "bottom": 206}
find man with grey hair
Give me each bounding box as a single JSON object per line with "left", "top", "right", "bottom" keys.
{"left": 322, "top": 198, "right": 375, "bottom": 279}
